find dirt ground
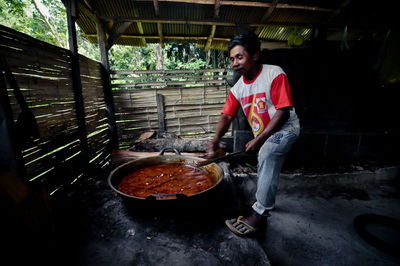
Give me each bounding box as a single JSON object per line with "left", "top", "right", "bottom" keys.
{"left": 5, "top": 160, "right": 400, "bottom": 266}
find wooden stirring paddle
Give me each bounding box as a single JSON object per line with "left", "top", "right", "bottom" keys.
{"left": 196, "top": 150, "right": 246, "bottom": 167}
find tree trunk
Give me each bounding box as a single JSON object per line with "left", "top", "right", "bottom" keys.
{"left": 33, "top": 0, "right": 65, "bottom": 48}
{"left": 156, "top": 44, "right": 164, "bottom": 70}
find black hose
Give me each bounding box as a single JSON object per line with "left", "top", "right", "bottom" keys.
{"left": 353, "top": 214, "right": 400, "bottom": 258}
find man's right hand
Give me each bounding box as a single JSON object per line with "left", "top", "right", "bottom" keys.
{"left": 206, "top": 114, "right": 233, "bottom": 159}
{"left": 206, "top": 140, "right": 219, "bottom": 158}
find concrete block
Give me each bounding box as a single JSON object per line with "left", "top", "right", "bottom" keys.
{"left": 233, "top": 130, "right": 253, "bottom": 152}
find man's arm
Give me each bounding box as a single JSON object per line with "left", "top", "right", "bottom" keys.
{"left": 206, "top": 113, "right": 234, "bottom": 158}
{"left": 245, "top": 107, "right": 290, "bottom": 152}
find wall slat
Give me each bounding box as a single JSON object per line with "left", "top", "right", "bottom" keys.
{"left": 0, "top": 25, "right": 111, "bottom": 194}
{"left": 112, "top": 69, "right": 229, "bottom": 141}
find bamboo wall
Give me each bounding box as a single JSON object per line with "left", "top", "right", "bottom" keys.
{"left": 0, "top": 25, "right": 110, "bottom": 194}
{"left": 111, "top": 69, "right": 230, "bottom": 148}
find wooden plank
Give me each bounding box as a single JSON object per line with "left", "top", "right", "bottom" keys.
{"left": 0, "top": 49, "right": 70, "bottom": 71}
{"left": 96, "top": 15, "right": 119, "bottom": 150}
{"left": 23, "top": 141, "right": 81, "bottom": 173}
{"left": 0, "top": 24, "right": 110, "bottom": 188}
{"left": 67, "top": 0, "right": 89, "bottom": 165}
{"left": 156, "top": 93, "right": 166, "bottom": 132}
{"left": 117, "top": 113, "right": 159, "bottom": 122}
{"left": 112, "top": 73, "right": 227, "bottom": 81}
{"left": 164, "top": 102, "right": 224, "bottom": 110}
{"left": 23, "top": 138, "right": 81, "bottom": 170}
{"left": 0, "top": 38, "right": 71, "bottom": 63}
{"left": 116, "top": 91, "right": 226, "bottom": 102}
{"left": 112, "top": 79, "right": 226, "bottom": 88}
{"left": 9, "top": 75, "right": 70, "bottom": 89}
{"left": 107, "top": 21, "right": 133, "bottom": 49}
{"left": 113, "top": 84, "right": 226, "bottom": 93}
{"left": 134, "top": 0, "right": 334, "bottom": 12}
{"left": 165, "top": 108, "right": 223, "bottom": 117}
{"left": 111, "top": 68, "right": 226, "bottom": 75}
{"left": 111, "top": 150, "right": 205, "bottom": 165}
{"left": 0, "top": 25, "right": 71, "bottom": 56}
{"left": 5, "top": 53, "right": 71, "bottom": 72}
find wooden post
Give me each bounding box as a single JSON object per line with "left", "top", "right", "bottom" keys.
{"left": 66, "top": 0, "right": 89, "bottom": 166}
{"left": 96, "top": 17, "right": 119, "bottom": 149}
{"left": 156, "top": 93, "right": 166, "bottom": 135}
{"left": 0, "top": 71, "right": 26, "bottom": 178}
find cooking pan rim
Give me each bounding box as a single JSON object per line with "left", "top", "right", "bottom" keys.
{"left": 108, "top": 154, "right": 224, "bottom": 201}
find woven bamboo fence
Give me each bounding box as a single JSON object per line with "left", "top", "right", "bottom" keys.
{"left": 111, "top": 69, "right": 230, "bottom": 148}
{"left": 0, "top": 25, "right": 110, "bottom": 194}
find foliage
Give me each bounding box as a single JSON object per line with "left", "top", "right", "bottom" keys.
{"left": 0, "top": 0, "right": 100, "bottom": 61}
{"left": 109, "top": 42, "right": 209, "bottom": 71}
{"left": 163, "top": 42, "right": 207, "bottom": 70}
{"left": 0, "top": 0, "right": 226, "bottom": 70}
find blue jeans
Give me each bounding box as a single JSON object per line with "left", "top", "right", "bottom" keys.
{"left": 252, "top": 130, "right": 298, "bottom": 217}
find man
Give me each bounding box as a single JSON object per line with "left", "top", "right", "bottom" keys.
{"left": 206, "top": 32, "right": 300, "bottom": 236}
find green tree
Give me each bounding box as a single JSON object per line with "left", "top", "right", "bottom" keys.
{"left": 0, "top": 0, "right": 222, "bottom": 71}
{"left": 0, "top": 0, "right": 99, "bottom": 60}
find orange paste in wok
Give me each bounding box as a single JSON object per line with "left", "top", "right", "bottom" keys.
{"left": 118, "top": 163, "right": 215, "bottom": 198}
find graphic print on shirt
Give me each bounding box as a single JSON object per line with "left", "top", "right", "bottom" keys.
{"left": 241, "top": 92, "right": 270, "bottom": 135}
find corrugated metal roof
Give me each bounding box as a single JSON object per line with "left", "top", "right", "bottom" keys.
{"left": 73, "top": 0, "right": 394, "bottom": 51}
{"left": 258, "top": 25, "right": 313, "bottom": 41}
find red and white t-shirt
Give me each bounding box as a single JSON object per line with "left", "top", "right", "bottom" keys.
{"left": 222, "top": 64, "right": 300, "bottom": 136}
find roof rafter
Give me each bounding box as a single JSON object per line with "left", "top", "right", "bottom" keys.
{"left": 255, "top": 0, "right": 278, "bottom": 35}
{"left": 153, "top": 0, "right": 164, "bottom": 47}
{"left": 153, "top": 0, "right": 160, "bottom": 15}
{"left": 131, "top": 3, "right": 146, "bottom": 46}
{"left": 136, "top": 0, "right": 334, "bottom": 12}
{"left": 214, "top": 0, "right": 220, "bottom": 18}
{"left": 78, "top": 0, "right": 142, "bottom": 47}
{"left": 157, "top": 23, "right": 164, "bottom": 47}
{"left": 100, "top": 16, "right": 316, "bottom": 28}
{"left": 204, "top": 0, "right": 220, "bottom": 52}
{"left": 107, "top": 21, "right": 133, "bottom": 49}
{"left": 205, "top": 25, "right": 216, "bottom": 51}
{"left": 83, "top": 34, "right": 231, "bottom": 42}
{"left": 325, "top": 0, "right": 353, "bottom": 24}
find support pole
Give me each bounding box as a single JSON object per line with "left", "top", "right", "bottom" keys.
{"left": 0, "top": 71, "right": 26, "bottom": 178}
{"left": 96, "top": 17, "right": 119, "bottom": 149}
{"left": 156, "top": 93, "right": 166, "bottom": 135}
{"left": 66, "top": 0, "right": 89, "bottom": 165}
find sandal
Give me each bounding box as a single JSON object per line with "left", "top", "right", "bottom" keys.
{"left": 225, "top": 216, "right": 257, "bottom": 236}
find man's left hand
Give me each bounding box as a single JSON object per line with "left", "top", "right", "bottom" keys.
{"left": 245, "top": 137, "right": 263, "bottom": 153}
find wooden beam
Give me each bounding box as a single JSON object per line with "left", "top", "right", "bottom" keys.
{"left": 137, "top": 22, "right": 146, "bottom": 46}
{"left": 84, "top": 34, "right": 231, "bottom": 41}
{"left": 136, "top": 0, "right": 334, "bottom": 12}
{"left": 107, "top": 21, "right": 132, "bottom": 49}
{"left": 131, "top": 2, "right": 147, "bottom": 47}
{"left": 101, "top": 16, "right": 233, "bottom": 26}
{"left": 77, "top": 0, "right": 96, "bottom": 21}
{"left": 96, "top": 17, "right": 119, "bottom": 149}
{"left": 204, "top": 0, "right": 220, "bottom": 51}
{"left": 261, "top": 0, "right": 278, "bottom": 22}
{"left": 66, "top": 0, "right": 89, "bottom": 165}
{"left": 100, "top": 16, "right": 316, "bottom": 27}
{"left": 153, "top": 0, "right": 160, "bottom": 16}
{"left": 156, "top": 93, "right": 166, "bottom": 134}
{"left": 0, "top": 60, "right": 27, "bottom": 178}
{"left": 153, "top": 0, "right": 163, "bottom": 47}
{"left": 157, "top": 23, "right": 164, "bottom": 47}
{"left": 214, "top": 0, "right": 220, "bottom": 18}
{"left": 205, "top": 25, "right": 216, "bottom": 52}
{"left": 325, "top": 0, "right": 353, "bottom": 25}
{"left": 255, "top": 0, "right": 278, "bottom": 35}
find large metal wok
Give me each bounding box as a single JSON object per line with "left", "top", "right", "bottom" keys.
{"left": 108, "top": 148, "right": 224, "bottom": 201}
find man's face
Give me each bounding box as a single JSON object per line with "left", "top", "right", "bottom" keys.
{"left": 229, "top": 45, "right": 257, "bottom": 76}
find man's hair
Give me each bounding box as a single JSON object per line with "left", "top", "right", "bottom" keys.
{"left": 228, "top": 32, "right": 261, "bottom": 56}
